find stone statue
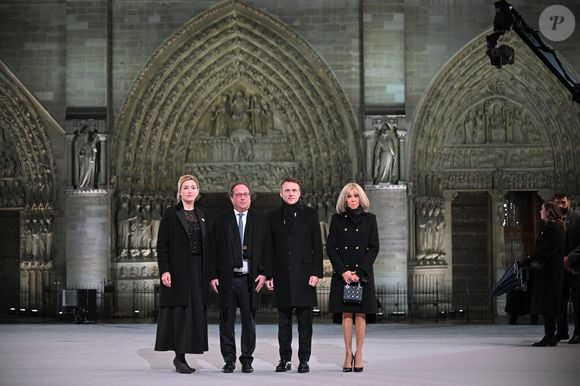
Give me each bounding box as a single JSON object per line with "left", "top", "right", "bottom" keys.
{"left": 211, "top": 95, "right": 230, "bottom": 136}
{"left": 74, "top": 124, "right": 99, "bottom": 189}
{"left": 372, "top": 121, "right": 397, "bottom": 184}
{"left": 230, "top": 91, "right": 251, "bottom": 133}
{"left": 116, "top": 195, "right": 131, "bottom": 255}
{"left": 261, "top": 101, "right": 275, "bottom": 135}
{"left": 416, "top": 206, "right": 428, "bottom": 260}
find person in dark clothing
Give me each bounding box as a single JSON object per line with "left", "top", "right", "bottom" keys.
{"left": 154, "top": 175, "right": 209, "bottom": 373}
{"left": 519, "top": 200, "right": 565, "bottom": 347}
{"left": 208, "top": 182, "right": 272, "bottom": 373}
{"left": 266, "top": 178, "right": 323, "bottom": 373}
{"left": 327, "top": 182, "right": 379, "bottom": 372}
{"left": 554, "top": 193, "right": 580, "bottom": 344}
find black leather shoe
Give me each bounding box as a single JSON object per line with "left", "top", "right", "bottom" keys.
{"left": 555, "top": 332, "right": 570, "bottom": 341}
{"left": 532, "top": 335, "right": 557, "bottom": 347}
{"left": 173, "top": 358, "right": 194, "bottom": 374}
{"left": 241, "top": 362, "right": 254, "bottom": 373}
{"left": 222, "top": 361, "right": 235, "bottom": 373}
{"left": 569, "top": 335, "right": 580, "bottom": 344}
{"left": 275, "top": 359, "right": 291, "bottom": 372}
{"left": 297, "top": 360, "right": 309, "bottom": 373}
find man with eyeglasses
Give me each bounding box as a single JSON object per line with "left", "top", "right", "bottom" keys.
{"left": 553, "top": 193, "right": 580, "bottom": 344}
{"left": 209, "top": 182, "right": 272, "bottom": 373}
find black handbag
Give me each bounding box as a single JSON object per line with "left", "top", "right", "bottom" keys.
{"left": 343, "top": 283, "right": 363, "bottom": 304}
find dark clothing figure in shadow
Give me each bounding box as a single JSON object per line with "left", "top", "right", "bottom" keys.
{"left": 519, "top": 201, "right": 565, "bottom": 347}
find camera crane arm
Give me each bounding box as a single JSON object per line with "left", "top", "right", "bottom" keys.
{"left": 486, "top": 0, "right": 580, "bottom": 104}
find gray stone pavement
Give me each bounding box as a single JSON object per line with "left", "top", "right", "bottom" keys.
{"left": 0, "top": 322, "right": 578, "bottom": 386}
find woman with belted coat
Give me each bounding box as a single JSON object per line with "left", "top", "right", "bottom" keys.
{"left": 327, "top": 182, "right": 379, "bottom": 373}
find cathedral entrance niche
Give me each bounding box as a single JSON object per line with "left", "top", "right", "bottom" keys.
{"left": 451, "top": 192, "right": 492, "bottom": 319}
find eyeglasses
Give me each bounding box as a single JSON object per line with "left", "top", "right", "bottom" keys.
{"left": 234, "top": 192, "right": 250, "bottom": 198}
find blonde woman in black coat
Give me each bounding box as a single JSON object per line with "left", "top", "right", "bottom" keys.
{"left": 327, "top": 183, "right": 379, "bottom": 372}
{"left": 520, "top": 200, "right": 565, "bottom": 346}
{"left": 154, "top": 175, "right": 209, "bottom": 373}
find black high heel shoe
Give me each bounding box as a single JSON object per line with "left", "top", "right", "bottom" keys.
{"left": 353, "top": 352, "right": 363, "bottom": 372}
{"left": 342, "top": 354, "right": 354, "bottom": 372}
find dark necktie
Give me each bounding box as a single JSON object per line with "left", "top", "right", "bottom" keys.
{"left": 237, "top": 213, "right": 244, "bottom": 249}
{"left": 233, "top": 213, "right": 244, "bottom": 268}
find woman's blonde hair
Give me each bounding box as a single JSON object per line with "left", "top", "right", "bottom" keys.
{"left": 176, "top": 175, "right": 200, "bottom": 202}
{"left": 335, "top": 182, "right": 369, "bottom": 213}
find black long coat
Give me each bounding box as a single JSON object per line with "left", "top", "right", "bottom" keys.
{"left": 208, "top": 208, "right": 272, "bottom": 309}
{"left": 267, "top": 203, "right": 323, "bottom": 308}
{"left": 527, "top": 220, "right": 565, "bottom": 315}
{"left": 327, "top": 211, "right": 380, "bottom": 313}
{"left": 156, "top": 203, "right": 209, "bottom": 307}
{"left": 563, "top": 208, "right": 580, "bottom": 287}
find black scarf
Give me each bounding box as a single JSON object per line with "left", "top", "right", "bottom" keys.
{"left": 345, "top": 206, "right": 364, "bottom": 224}
{"left": 282, "top": 201, "right": 300, "bottom": 230}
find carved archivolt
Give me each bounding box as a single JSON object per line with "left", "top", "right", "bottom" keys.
{"left": 411, "top": 30, "right": 580, "bottom": 197}
{"left": 0, "top": 59, "right": 58, "bottom": 210}
{"left": 113, "top": 0, "right": 358, "bottom": 194}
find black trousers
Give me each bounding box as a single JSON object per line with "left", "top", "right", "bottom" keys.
{"left": 219, "top": 275, "right": 256, "bottom": 364}
{"left": 277, "top": 306, "right": 313, "bottom": 362}
{"left": 557, "top": 274, "right": 580, "bottom": 336}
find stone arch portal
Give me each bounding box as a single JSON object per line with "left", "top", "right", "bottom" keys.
{"left": 0, "top": 59, "right": 60, "bottom": 313}
{"left": 114, "top": 0, "right": 359, "bottom": 195}
{"left": 407, "top": 29, "right": 580, "bottom": 316}
{"left": 411, "top": 30, "right": 580, "bottom": 197}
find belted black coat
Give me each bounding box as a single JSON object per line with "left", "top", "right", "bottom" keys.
{"left": 156, "top": 202, "right": 209, "bottom": 307}
{"left": 267, "top": 203, "right": 323, "bottom": 308}
{"left": 208, "top": 208, "right": 272, "bottom": 310}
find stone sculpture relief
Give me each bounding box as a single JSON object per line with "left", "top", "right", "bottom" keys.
{"left": 449, "top": 99, "right": 543, "bottom": 146}
{"left": 113, "top": 1, "right": 358, "bottom": 195}
{"left": 115, "top": 193, "right": 166, "bottom": 261}
{"left": 414, "top": 199, "right": 446, "bottom": 265}
{"left": 21, "top": 210, "right": 54, "bottom": 261}
{"left": 0, "top": 125, "right": 21, "bottom": 178}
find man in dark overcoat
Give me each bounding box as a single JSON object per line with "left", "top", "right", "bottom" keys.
{"left": 209, "top": 182, "right": 272, "bottom": 373}
{"left": 555, "top": 193, "right": 580, "bottom": 343}
{"left": 266, "top": 178, "right": 323, "bottom": 374}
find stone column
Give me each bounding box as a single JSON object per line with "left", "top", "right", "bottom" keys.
{"left": 490, "top": 190, "right": 507, "bottom": 316}
{"left": 65, "top": 189, "right": 111, "bottom": 290}
{"left": 65, "top": 134, "right": 75, "bottom": 189}
{"left": 96, "top": 133, "right": 108, "bottom": 188}
{"left": 365, "top": 183, "right": 408, "bottom": 313}
{"left": 395, "top": 122, "right": 407, "bottom": 183}
{"left": 363, "top": 117, "right": 378, "bottom": 184}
